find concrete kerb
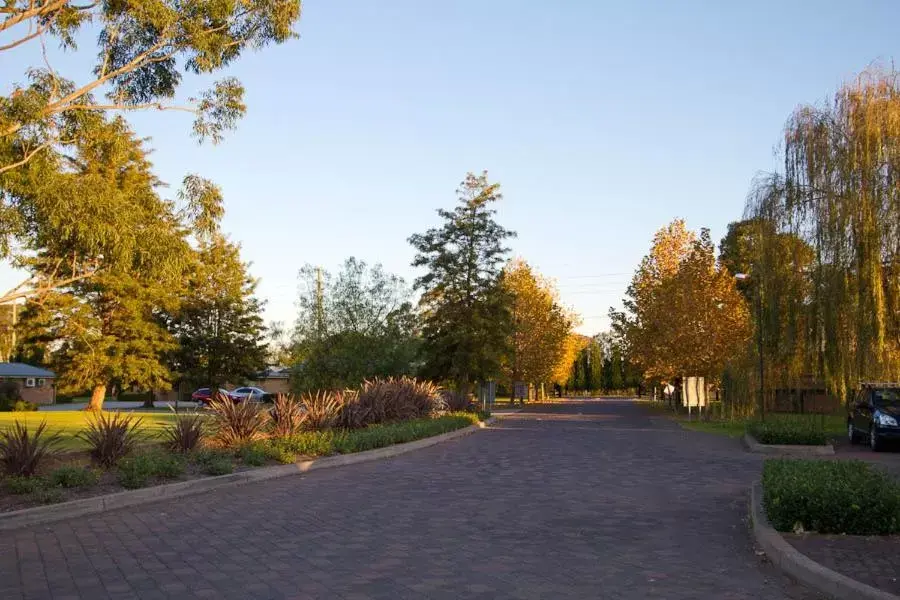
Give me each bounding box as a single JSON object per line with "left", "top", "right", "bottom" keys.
{"left": 748, "top": 480, "right": 898, "bottom": 600}
{"left": 0, "top": 416, "right": 497, "bottom": 532}
{"left": 743, "top": 432, "right": 835, "bottom": 456}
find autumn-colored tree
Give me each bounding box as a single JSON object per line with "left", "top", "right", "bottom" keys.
{"left": 501, "top": 259, "right": 576, "bottom": 398}
{"left": 612, "top": 220, "right": 751, "bottom": 383}
{"left": 610, "top": 219, "right": 695, "bottom": 381}
{"left": 552, "top": 334, "right": 589, "bottom": 387}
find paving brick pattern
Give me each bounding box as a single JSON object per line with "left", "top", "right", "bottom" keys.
{"left": 786, "top": 533, "right": 900, "bottom": 595}
{"left": 0, "top": 400, "right": 820, "bottom": 599}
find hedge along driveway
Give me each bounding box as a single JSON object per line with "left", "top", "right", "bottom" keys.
{"left": 0, "top": 411, "right": 178, "bottom": 451}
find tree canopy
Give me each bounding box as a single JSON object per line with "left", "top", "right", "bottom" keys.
{"left": 291, "top": 258, "right": 419, "bottom": 391}
{"left": 409, "top": 172, "right": 515, "bottom": 393}
{"left": 501, "top": 258, "right": 576, "bottom": 395}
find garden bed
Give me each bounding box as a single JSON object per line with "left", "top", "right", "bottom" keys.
{"left": 0, "top": 413, "right": 481, "bottom": 514}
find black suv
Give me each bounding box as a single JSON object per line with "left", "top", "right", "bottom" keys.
{"left": 848, "top": 383, "right": 900, "bottom": 451}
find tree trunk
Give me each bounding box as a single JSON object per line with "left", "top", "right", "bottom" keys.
{"left": 143, "top": 389, "right": 155, "bottom": 409}
{"left": 85, "top": 384, "right": 106, "bottom": 411}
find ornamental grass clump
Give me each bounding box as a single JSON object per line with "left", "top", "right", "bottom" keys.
{"left": 79, "top": 411, "right": 144, "bottom": 467}
{"left": 270, "top": 394, "right": 306, "bottom": 437}
{"left": 162, "top": 410, "right": 205, "bottom": 452}
{"left": 208, "top": 394, "right": 270, "bottom": 447}
{"left": 0, "top": 420, "right": 61, "bottom": 476}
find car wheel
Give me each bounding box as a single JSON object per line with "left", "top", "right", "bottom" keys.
{"left": 848, "top": 421, "right": 858, "bottom": 444}
{"left": 870, "top": 427, "right": 882, "bottom": 452}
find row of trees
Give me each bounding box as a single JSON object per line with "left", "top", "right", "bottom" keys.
{"left": 613, "top": 66, "right": 900, "bottom": 412}
{"left": 1, "top": 1, "right": 303, "bottom": 409}
{"left": 564, "top": 334, "right": 641, "bottom": 393}
{"left": 284, "top": 173, "right": 580, "bottom": 399}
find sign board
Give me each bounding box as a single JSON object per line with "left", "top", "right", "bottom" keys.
{"left": 682, "top": 376, "right": 707, "bottom": 407}
{"left": 513, "top": 381, "right": 528, "bottom": 400}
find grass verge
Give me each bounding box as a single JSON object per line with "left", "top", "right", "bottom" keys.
{"left": 0, "top": 411, "right": 179, "bottom": 451}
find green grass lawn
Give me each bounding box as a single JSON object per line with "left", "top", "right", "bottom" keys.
{"left": 677, "top": 413, "right": 846, "bottom": 441}
{"left": 0, "top": 411, "right": 179, "bottom": 451}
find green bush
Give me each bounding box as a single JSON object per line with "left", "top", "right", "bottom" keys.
{"left": 0, "top": 381, "right": 22, "bottom": 411}
{"left": 747, "top": 417, "right": 829, "bottom": 445}
{"left": 117, "top": 452, "right": 184, "bottom": 489}
{"left": 12, "top": 400, "right": 38, "bottom": 412}
{"left": 50, "top": 466, "right": 99, "bottom": 488}
{"left": 763, "top": 458, "right": 900, "bottom": 534}
{"left": 192, "top": 449, "right": 234, "bottom": 475}
{"left": 239, "top": 443, "right": 267, "bottom": 466}
{"left": 30, "top": 486, "right": 64, "bottom": 504}
{"left": 3, "top": 475, "right": 45, "bottom": 495}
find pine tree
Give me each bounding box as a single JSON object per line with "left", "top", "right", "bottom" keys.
{"left": 409, "top": 172, "right": 515, "bottom": 394}
{"left": 164, "top": 236, "right": 268, "bottom": 393}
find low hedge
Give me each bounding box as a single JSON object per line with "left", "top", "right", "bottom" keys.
{"left": 262, "top": 413, "right": 480, "bottom": 462}
{"left": 747, "top": 418, "right": 829, "bottom": 445}
{"left": 762, "top": 458, "right": 900, "bottom": 535}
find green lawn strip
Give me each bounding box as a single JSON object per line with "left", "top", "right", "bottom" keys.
{"left": 762, "top": 458, "right": 900, "bottom": 535}
{"left": 678, "top": 419, "right": 747, "bottom": 438}
{"left": 677, "top": 413, "right": 845, "bottom": 444}
{"left": 0, "top": 411, "right": 179, "bottom": 451}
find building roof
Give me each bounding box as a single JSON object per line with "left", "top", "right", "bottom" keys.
{"left": 0, "top": 363, "right": 56, "bottom": 378}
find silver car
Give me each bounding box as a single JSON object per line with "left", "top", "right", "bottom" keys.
{"left": 232, "top": 386, "right": 270, "bottom": 402}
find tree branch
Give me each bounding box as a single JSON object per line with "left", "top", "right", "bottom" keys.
{"left": 0, "top": 0, "right": 68, "bottom": 35}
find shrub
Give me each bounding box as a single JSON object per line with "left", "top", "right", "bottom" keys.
{"left": 208, "top": 395, "right": 270, "bottom": 447}
{"left": 748, "top": 417, "right": 829, "bottom": 445}
{"left": 267, "top": 430, "right": 339, "bottom": 458}
{"left": 763, "top": 458, "right": 900, "bottom": 535}
{"left": 31, "top": 487, "right": 65, "bottom": 504}
{"left": 162, "top": 411, "right": 205, "bottom": 452}
{"left": 239, "top": 443, "right": 267, "bottom": 466}
{"left": 0, "top": 381, "right": 22, "bottom": 412}
{"left": 79, "top": 411, "right": 144, "bottom": 467}
{"left": 3, "top": 475, "right": 46, "bottom": 494}
{"left": 50, "top": 466, "right": 99, "bottom": 488}
{"left": 270, "top": 394, "right": 306, "bottom": 437}
{"left": 353, "top": 377, "right": 445, "bottom": 426}
{"left": 0, "top": 420, "right": 61, "bottom": 476}
{"left": 334, "top": 413, "right": 477, "bottom": 453}
{"left": 441, "top": 390, "right": 472, "bottom": 412}
{"left": 193, "top": 449, "right": 234, "bottom": 475}
{"left": 117, "top": 452, "right": 184, "bottom": 489}
{"left": 12, "top": 400, "right": 37, "bottom": 412}
{"left": 299, "top": 390, "right": 346, "bottom": 430}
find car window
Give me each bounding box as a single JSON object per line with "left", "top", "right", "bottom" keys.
{"left": 873, "top": 389, "right": 900, "bottom": 407}
{"left": 197, "top": 388, "right": 209, "bottom": 394}
{"left": 235, "top": 387, "right": 248, "bottom": 393}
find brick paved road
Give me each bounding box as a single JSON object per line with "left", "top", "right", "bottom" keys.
{"left": 0, "top": 400, "right": 819, "bottom": 599}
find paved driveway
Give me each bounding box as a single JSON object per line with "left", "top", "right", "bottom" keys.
{"left": 1, "top": 400, "right": 817, "bottom": 599}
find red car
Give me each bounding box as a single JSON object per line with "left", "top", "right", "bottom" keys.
{"left": 191, "top": 388, "right": 239, "bottom": 405}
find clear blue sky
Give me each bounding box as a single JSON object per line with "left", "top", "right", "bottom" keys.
{"left": 4, "top": 1, "right": 900, "bottom": 335}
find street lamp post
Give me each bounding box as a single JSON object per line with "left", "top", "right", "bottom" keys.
{"left": 736, "top": 273, "right": 765, "bottom": 422}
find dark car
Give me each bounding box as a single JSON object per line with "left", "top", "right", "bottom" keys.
{"left": 848, "top": 382, "right": 900, "bottom": 451}
{"left": 191, "top": 387, "right": 238, "bottom": 405}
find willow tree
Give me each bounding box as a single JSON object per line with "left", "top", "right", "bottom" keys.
{"left": 746, "top": 69, "right": 900, "bottom": 399}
